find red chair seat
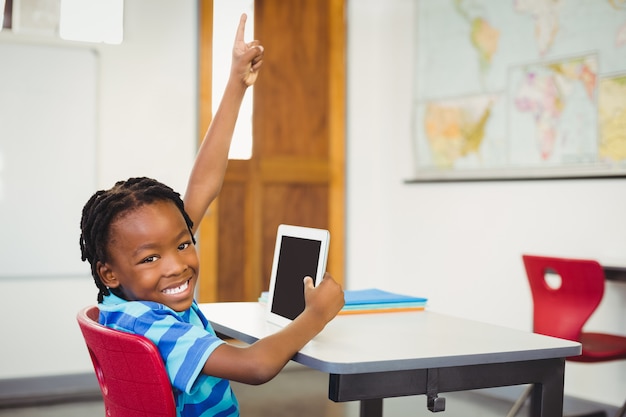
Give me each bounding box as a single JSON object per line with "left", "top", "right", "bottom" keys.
{"left": 573, "top": 332, "right": 626, "bottom": 363}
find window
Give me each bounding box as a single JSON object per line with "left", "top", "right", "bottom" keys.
{"left": 213, "top": 0, "right": 254, "bottom": 160}
{"left": 0, "top": 0, "right": 123, "bottom": 44}
{"left": 60, "top": 0, "right": 123, "bottom": 44}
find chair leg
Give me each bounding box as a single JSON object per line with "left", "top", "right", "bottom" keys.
{"left": 504, "top": 384, "right": 614, "bottom": 417}
{"left": 506, "top": 385, "right": 533, "bottom": 417}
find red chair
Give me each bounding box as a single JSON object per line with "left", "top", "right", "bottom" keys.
{"left": 76, "top": 306, "right": 176, "bottom": 417}
{"left": 507, "top": 255, "right": 626, "bottom": 417}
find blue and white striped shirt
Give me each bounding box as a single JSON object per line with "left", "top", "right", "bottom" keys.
{"left": 99, "top": 293, "right": 239, "bottom": 417}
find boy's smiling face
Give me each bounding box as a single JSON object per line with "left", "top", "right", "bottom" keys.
{"left": 98, "top": 200, "right": 199, "bottom": 312}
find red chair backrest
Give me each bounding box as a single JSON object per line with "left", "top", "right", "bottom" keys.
{"left": 76, "top": 306, "right": 177, "bottom": 417}
{"left": 522, "top": 255, "right": 605, "bottom": 342}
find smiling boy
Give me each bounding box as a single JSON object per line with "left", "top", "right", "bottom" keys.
{"left": 79, "top": 15, "right": 344, "bottom": 417}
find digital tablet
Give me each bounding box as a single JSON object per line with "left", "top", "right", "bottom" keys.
{"left": 266, "top": 224, "right": 330, "bottom": 327}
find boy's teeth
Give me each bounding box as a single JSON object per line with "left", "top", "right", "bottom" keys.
{"left": 163, "top": 280, "right": 189, "bottom": 295}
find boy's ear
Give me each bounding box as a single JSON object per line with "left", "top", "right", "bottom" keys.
{"left": 97, "top": 261, "right": 119, "bottom": 288}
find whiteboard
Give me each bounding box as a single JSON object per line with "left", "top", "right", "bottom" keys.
{"left": 0, "top": 43, "right": 98, "bottom": 277}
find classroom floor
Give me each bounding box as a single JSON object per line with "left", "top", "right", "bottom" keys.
{"left": 0, "top": 365, "right": 617, "bottom": 417}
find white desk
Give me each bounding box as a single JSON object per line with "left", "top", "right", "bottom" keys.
{"left": 199, "top": 302, "right": 581, "bottom": 417}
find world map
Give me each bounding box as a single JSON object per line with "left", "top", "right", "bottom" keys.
{"left": 413, "top": 0, "right": 626, "bottom": 179}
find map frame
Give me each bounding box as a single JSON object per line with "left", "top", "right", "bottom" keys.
{"left": 408, "top": 0, "right": 626, "bottom": 182}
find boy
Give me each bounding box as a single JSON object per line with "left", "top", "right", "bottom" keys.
{"left": 79, "top": 14, "right": 344, "bottom": 417}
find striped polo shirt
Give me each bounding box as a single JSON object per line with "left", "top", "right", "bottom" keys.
{"left": 99, "top": 293, "right": 239, "bottom": 417}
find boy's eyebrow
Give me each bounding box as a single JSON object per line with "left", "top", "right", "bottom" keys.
{"left": 132, "top": 229, "right": 191, "bottom": 256}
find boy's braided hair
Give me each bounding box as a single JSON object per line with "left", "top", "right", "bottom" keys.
{"left": 79, "top": 177, "right": 195, "bottom": 302}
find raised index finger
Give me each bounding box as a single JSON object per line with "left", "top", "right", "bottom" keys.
{"left": 235, "top": 13, "right": 247, "bottom": 44}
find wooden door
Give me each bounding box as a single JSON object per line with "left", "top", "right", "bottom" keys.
{"left": 197, "top": 0, "right": 345, "bottom": 302}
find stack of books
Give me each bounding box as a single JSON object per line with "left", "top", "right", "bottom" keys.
{"left": 258, "top": 288, "right": 427, "bottom": 315}
{"left": 340, "top": 288, "right": 427, "bottom": 314}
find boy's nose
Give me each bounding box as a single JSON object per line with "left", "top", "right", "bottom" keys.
{"left": 162, "top": 255, "right": 187, "bottom": 276}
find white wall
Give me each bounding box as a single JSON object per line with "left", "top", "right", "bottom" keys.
{"left": 346, "top": 0, "right": 626, "bottom": 407}
{"left": 1, "top": 0, "right": 624, "bottom": 409}
{"left": 0, "top": 0, "right": 197, "bottom": 379}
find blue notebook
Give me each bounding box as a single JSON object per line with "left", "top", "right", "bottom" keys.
{"left": 344, "top": 288, "right": 427, "bottom": 306}
{"left": 259, "top": 288, "right": 427, "bottom": 312}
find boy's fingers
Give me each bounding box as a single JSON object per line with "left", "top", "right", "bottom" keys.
{"left": 251, "top": 46, "right": 264, "bottom": 65}
{"left": 235, "top": 13, "right": 247, "bottom": 43}
{"left": 303, "top": 276, "right": 314, "bottom": 290}
{"left": 248, "top": 45, "right": 264, "bottom": 59}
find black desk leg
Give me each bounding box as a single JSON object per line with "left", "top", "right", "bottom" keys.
{"left": 360, "top": 398, "right": 383, "bottom": 417}
{"left": 530, "top": 359, "right": 566, "bottom": 417}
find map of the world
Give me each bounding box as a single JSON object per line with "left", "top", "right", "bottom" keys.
{"left": 412, "top": 0, "right": 626, "bottom": 180}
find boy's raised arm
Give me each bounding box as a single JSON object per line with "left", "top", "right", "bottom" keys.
{"left": 184, "top": 13, "right": 264, "bottom": 234}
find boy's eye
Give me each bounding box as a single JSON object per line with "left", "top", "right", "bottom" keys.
{"left": 142, "top": 255, "right": 158, "bottom": 263}
{"left": 178, "top": 242, "right": 191, "bottom": 251}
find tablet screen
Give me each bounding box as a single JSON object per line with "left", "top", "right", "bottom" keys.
{"left": 270, "top": 236, "right": 322, "bottom": 320}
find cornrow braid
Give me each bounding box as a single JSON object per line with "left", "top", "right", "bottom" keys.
{"left": 79, "top": 177, "right": 195, "bottom": 303}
